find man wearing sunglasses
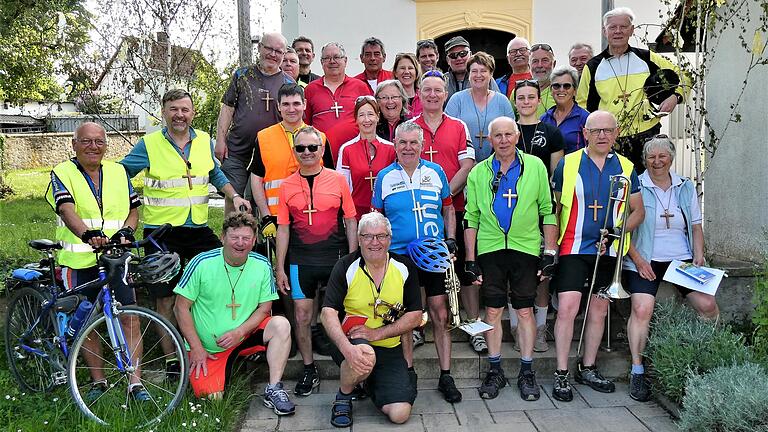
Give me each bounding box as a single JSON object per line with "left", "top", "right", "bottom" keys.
{"left": 443, "top": 36, "right": 500, "bottom": 102}
{"left": 528, "top": 43, "right": 557, "bottom": 117}
{"left": 305, "top": 42, "right": 373, "bottom": 161}
{"left": 496, "top": 36, "right": 533, "bottom": 99}
{"left": 577, "top": 7, "right": 686, "bottom": 173}
{"left": 215, "top": 32, "right": 295, "bottom": 216}
{"left": 354, "top": 37, "right": 394, "bottom": 93}
{"left": 275, "top": 126, "right": 358, "bottom": 397}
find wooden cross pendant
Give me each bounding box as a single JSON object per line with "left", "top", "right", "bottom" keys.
{"left": 303, "top": 204, "right": 318, "bottom": 225}
{"left": 424, "top": 146, "right": 438, "bottom": 162}
{"left": 615, "top": 92, "right": 631, "bottom": 105}
{"left": 365, "top": 170, "right": 376, "bottom": 191}
{"left": 261, "top": 90, "right": 274, "bottom": 111}
{"left": 588, "top": 199, "right": 603, "bottom": 222}
{"left": 475, "top": 130, "right": 488, "bottom": 148}
{"left": 660, "top": 209, "right": 674, "bottom": 229}
{"left": 412, "top": 201, "right": 427, "bottom": 223}
{"left": 226, "top": 292, "right": 241, "bottom": 320}
{"left": 330, "top": 101, "right": 343, "bottom": 118}
{"left": 182, "top": 166, "right": 196, "bottom": 190}
{"left": 502, "top": 189, "right": 517, "bottom": 208}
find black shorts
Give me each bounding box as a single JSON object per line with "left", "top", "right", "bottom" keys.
{"left": 553, "top": 254, "right": 616, "bottom": 295}
{"left": 477, "top": 249, "right": 539, "bottom": 309}
{"left": 331, "top": 339, "right": 416, "bottom": 409}
{"left": 143, "top": 226, "right": 222, "bottom": 298}
{"left": 453, "top": 212, "right": 474, "bottom": 286}
{"left": 624, "top": 259, "right": 694, "bottom": 297}
{"left": 289, "top": 264, "right": 333, "bottom": 300}
{"left": 61, "top": 265, "right": 136, "bottom": 305}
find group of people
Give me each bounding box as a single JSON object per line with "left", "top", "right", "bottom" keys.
{"left": 46, "top": 5, "right": 719, "bottom": 429}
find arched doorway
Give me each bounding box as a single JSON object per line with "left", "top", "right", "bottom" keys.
{"left": 435, "top": 29, "right": 516, "bottom": 79}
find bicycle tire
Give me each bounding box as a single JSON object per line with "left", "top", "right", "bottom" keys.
{"left": 67, "top": 305, "right": 189, "bottom": 427}
{"left": 4, "top": 286, "right": 61, "bottom": 393}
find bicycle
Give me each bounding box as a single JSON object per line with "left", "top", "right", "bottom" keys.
{"left": 4, "top": 224, "right": 190, "bottom": 428}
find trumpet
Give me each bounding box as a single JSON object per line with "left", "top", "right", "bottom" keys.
{"left": 370, "top": 298, "right": 405, "bottom": 325}
{"left": 577, "top": 174, "right": 632, "bottom": 357}
{"left": 445, "top": 261, "right": 462, "bottom": 330}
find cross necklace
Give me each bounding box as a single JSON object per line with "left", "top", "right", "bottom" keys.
{"left": 607, "top": 53, "right": 631, "bottom": 106}
{"left": 650, "top": 182, "right": 675, "bottom": 229}
{"left": 224, "top": 261, "right": 246, "bottom": 320}
{"left": 300, "top": 169, "right": 321, "bottom": 226}
{"left": 518, "top": 122, "right": 541, "bottom": 154}
{"left": 472, "top": 90, "right": 490, "bottom": 149}
{"left": 398, "top": 164, "right": 427, "bottom": 226}
{"left": 586, "top": 154, "right": 604, "bottom": 222}
{"left": 362, "top": 138, "right": 377, "bottom": 192}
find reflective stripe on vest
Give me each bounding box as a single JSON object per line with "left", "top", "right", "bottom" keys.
{"left": 46, "top": 160, "right": 130, "bottom": 269}
{"left": 142, "top": 129, "right": 214, "bottom": 226}
{"left": 558, "top": 149, "right": 634, "bottom": 255}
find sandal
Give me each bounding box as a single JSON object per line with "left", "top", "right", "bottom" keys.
{"left": 330, "top": 398, "right": 353, "bottom": 427}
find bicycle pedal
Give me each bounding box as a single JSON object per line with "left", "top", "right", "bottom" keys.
{"left": 53, "top": 371, "right": 68, "bottom": 385}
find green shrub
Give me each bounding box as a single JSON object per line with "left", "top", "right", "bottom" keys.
{"left": 752, "top": 261, "right": 768, "bottom": 366}
{"left": 678, "top": 362, "right": 768, "bottom": 432}
{"left": 645, "top": 300, "right": 752, "bottom": 403}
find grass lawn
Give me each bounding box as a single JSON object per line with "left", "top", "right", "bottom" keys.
{"left": 0, "top": 168, "right": 240, "bottom": 431}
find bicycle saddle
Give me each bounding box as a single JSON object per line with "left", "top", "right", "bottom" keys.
{"left": 28, "top": 239, "right": 63, "bottom": 251}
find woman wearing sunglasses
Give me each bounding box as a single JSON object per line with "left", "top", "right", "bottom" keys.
{"left": 393, "top": 53, "right": 423, "bottom": 118}
{"left": 337, "top": 96, "right": 396, "bottom": 219}
{"left": 445, "top": 52, "right": 515, "bottom": 163}
{"left": 540, "top": 66, "right": 590, "bottom": 154}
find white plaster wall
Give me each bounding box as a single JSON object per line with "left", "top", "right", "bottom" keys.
{"left": 282, "top": 0, "right": 418, "bottom": 76}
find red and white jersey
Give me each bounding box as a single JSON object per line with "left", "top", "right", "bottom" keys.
{"left": 336, "top": 134, "right": 396, "bottom": 219}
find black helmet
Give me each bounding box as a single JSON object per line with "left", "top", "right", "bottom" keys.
{"left": 644, "top": 69, "right": 681, "bottom": 106}
{"left": 134, "top": 252, "right": 181, "bottom": 284}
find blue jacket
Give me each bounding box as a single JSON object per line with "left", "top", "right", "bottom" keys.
{"left": 540, "top": 104, "right": 590, "bottom": 154}
{"left": 624, "top": 172, "right": 696, "bottom": 272}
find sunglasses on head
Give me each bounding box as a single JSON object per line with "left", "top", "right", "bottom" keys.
{"left": 423, "top": 70, "right": 444, "bottom": 79}
{"left": 531, "top": 43, "right": 553, "bottom": 53}
{"left": 356, "top": 95, "right": 376, "bottom": 103}
{"left": 294, "top": 144, "right": 320, "bottom": 153}
{"left": 551, "top": 82, "right": 573, "bottom": 90}
{"left": 417, "top": 39, "right": 435, "bottom": 47}
{"left": 447, "top": 50, "right": 469, "bottom": 60}
{"left": 515, "top": 79, "right": 539, "bottom": 89}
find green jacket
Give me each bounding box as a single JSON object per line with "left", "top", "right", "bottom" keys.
{"left": 464, "top": 152, "right": 556, "bottom": 257}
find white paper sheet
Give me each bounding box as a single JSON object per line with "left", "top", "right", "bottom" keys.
{"left": 459, "top": 320, "right": 493, "bottom": 336}
{"left": 662, "top": 260, "right": 726, "bottom": 296}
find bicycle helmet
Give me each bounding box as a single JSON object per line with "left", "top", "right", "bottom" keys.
{"left": 406, "top": 237, "right": 451, "bottom": 273}
{"left": 134, "top": 252, "right": 181, "bottom": 284}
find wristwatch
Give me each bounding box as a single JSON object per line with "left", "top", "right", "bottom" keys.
{"left": 543, "top": 249, "right": 558, "bottom": 256}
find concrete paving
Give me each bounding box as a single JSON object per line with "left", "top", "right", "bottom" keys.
{"left": 240, "top": 376, "right": 678, "bottom": 431}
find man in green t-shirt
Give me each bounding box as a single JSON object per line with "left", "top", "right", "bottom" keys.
{"left": 463, "top": 116, "right": 558, "bottom": 402}
{"left": 174, "top": 212, "right": 295, "bottom": 416}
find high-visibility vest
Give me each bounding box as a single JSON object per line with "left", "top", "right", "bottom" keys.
{"left": 559, "top": 148, "right": 634, "bottom": 255}
{"left": 46, "top": 160, "right": 130, "bottom": 269}
{"left": 258, "top": 123, "right": 326, "bottom": 215}
{"left": 142, "top": 130, "right": 213, "bottom": 226}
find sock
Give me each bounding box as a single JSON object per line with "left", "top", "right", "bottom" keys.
{"left": 304, "top": 362, "right": 316, "bottom": 371}
{"left": 632, "top": 363, "right": 645, "bottom": 375}
{"left": 408, "top": 366, "right": 415, "bottom": 372}
{"left": 488, "top": 354, "right": 502, "bottom": 371}
{"left": 336, "top": 388, "right": 353, "bottom": 400}
{"left": 535, "top": 305, "right": 548, "bottom": 328}
{"left": 128, "top": 382, "right": 143, "bottom": 392}
{"left": 266, "top": 382, "right": 280, "bottom": 392}
{"left": 520, "top": 357, "right": 533, "bottom": 373}
{"left": 508, "top": 303, "right": 519, "bottom": 328}
{"left": 556, "top": 369, "right": 569, "bottom": 376}
{"left": 440, "top": 369, "right": 451, "bottom": 376}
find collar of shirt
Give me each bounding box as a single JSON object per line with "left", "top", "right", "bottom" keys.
{"left": 491, "top": 153, "right": 521, "bottom": 174}
{"left": 640, "top": 170, "right": 684, "bottom": 190}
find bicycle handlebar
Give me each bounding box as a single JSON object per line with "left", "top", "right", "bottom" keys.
{"left": 92, "top": 223, "right": 172, "bottom": 253}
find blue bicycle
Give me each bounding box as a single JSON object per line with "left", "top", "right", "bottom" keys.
{"left": 4, "top": 224, "right": 189, "bottom": 427}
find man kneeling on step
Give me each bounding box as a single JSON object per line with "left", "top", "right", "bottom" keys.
{"left": 174, "top": 212, "right": 295, "bottom": 416}
{"left": 321, "top": 212, "right": 422, "bottom": 427}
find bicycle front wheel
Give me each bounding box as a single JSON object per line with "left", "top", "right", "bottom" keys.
{"left": 67, "top": 305, "right": 189, "bottom": 428}
{"left": 4, "top": 286, "right": 60, "bottom": 393}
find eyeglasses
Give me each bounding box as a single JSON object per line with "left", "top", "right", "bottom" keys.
{"left": 515, "top": 79, "right": 540, "bottom": 89}
{"left": 356, "top": 95, "right": 376, "bottom": 103}
{"left": 531, "top": 43, "right": 553, "bottom": 53}
{"left": 508, "top": 47, "right": 529, "bottom": 55}
{"left": 260, "top": 44, "right": 286, "bottom": 56}
{"left": 76, "top": 138, "right": 107, "bottom": 147}
{"left": 320, "top": 55, "right": 345, "bottom": 62}
{"left": 294, "top": 144, "right": 321, "bottom": 153}
{"left": 587, "top": 127, "right": 617, "bottom": 135}
{"left": 653, "top": 134, "right": 669, "bottom": 139}
{"left": 446, "top": 50, "right": 469, "bottom": 60}
{"left": 360, "top": 233, "right": 391, "bottom": 242}
{"left": 423, "top": 70, "right": 444, "bottom": 79}
{"left": 550, "top": 82, "right": 574, "bottom": 90}
{"left": 377, "top": 95, "right": 402, "bottom": 102}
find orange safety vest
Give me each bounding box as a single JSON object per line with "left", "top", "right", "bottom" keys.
{"left": 258, "top": 123, "right": 327, "bottom": 215}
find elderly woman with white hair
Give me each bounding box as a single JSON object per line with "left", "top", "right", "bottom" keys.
{"left": 622, "top": 135, "right": 719, "bottom": 403}
{"left": 375, "top": 80, "right": 410, "bottom": 141}
{"left": 540, "top": 66, "right": 590, "bottom": 154}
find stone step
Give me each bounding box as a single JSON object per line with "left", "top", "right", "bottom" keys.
{"left": 253, "top": 340, "right": 630, "bottom": 383}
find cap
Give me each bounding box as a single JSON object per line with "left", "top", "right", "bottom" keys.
{"left": 444, "top": 36, "right": 470, "bottom": 52}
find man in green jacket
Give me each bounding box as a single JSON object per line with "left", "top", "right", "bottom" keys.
{"left": 463, "top": 116, "right": 558, "bottom": 402}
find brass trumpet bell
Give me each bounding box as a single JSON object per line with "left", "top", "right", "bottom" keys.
{"left": 599, "top": 281, "right": 631, "bottom": 300}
